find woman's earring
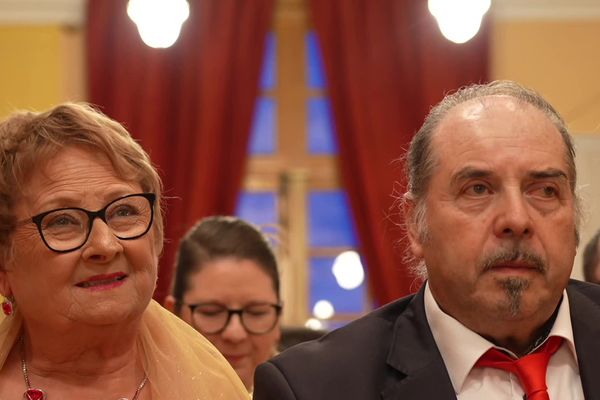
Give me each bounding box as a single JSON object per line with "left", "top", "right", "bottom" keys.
{"left": 1, "top": 296, "right": 14, "bottom": 316}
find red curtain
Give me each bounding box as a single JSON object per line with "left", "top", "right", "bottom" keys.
{"left": 87, "top": 0, "right": 274, "bottom": 303}
{"left": 309, "top": 1, "right": 489, "bottom": 306}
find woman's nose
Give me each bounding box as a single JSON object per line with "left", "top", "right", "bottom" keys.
{"left": 220, "top": 313, "right": 249, "bottom": 342}
{"left": 81, "top": 219, "right": 122, "bottom": 261}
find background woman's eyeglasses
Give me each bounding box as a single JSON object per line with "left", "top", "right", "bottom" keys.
{"left": 185, "top": 302, "right": 282, "bottom": 335}
{"left": 27, "top": 193, "right": 156, "bottom": 253}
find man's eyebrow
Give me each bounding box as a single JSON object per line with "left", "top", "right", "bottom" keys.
{"left": 528, "top": 169, "right": 568, "bottom": 181}
{"left": 450, "top": 167, "right": 569, "bottom": 186}
{"left": 450, "top": 167, "right": 492, "bottom": 186}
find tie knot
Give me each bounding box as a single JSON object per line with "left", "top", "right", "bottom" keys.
{"left": 475, "top": 336, "right": 563, "bottom": 400}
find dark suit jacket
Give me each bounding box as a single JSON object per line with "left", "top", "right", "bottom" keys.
{"left": 254, "top": 280, "right": 600, "bottom": 399}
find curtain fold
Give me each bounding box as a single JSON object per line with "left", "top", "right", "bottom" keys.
{"left": 309, "top": 0, "right": 489, "bottom": 306}
{"left": 87, "top": 0, "right": 274, "bottom": 303}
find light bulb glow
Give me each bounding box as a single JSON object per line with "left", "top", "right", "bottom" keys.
{"left": 332, "top": 250, "right": 365, "bottom": 290}
{"left": 304, "top": 318, "right": 324, "bottom": 330}
{"left": 313, "top": 300, "right": 335, "bottom": 320}
{"left": 428, "top": 0, "right": 491, "bottom": 44}
{"left": 127, "top": 0, "right": 190, "bottom": 48}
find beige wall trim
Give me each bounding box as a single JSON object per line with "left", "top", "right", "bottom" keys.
{"left": 1, "top": 0, "right": 600, "bottom": 26}
{"left": 493, "top": 0, "right": 600, "bottom": 20}
{"left": 0, "top": 0, "right": 86, "bottom": 26}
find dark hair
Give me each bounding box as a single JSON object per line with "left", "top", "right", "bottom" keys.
{"left": 583, "top": 230, "right": 600, "bottom": 284}
{"left": 171, "top": 216, "right": 280, "bottom": 314}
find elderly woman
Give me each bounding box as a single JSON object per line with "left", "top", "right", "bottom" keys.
{"left": 0, "top": 104, "right": 248, "bottom": 399}
{"left": 165, "top": 216, "right": 282, "bottom": 392}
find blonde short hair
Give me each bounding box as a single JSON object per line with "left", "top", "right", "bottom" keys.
{"left": 0, "top": 102, "right": 164, "bottom": 254}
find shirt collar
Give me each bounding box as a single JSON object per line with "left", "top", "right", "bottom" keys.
{"left": 424, "top": 282, "right": 577, "bottom": 395}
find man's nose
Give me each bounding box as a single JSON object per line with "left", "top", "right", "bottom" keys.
{"left": 492, "top": 190, "right": 533, "bottom": 239}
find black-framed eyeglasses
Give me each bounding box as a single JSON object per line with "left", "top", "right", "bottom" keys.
{"left": 185, "top": 302, "right": 282, "bottom": 335}
{"left": 27, "top": 193, "right": 156, "bottom": 253}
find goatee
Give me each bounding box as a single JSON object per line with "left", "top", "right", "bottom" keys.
{"left": 500, "top": 277, "right": 530, "bottom": 316}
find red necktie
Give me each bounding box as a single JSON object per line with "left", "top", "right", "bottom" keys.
{"left": 475, "top": 336, "right": 563, "bottom": 400}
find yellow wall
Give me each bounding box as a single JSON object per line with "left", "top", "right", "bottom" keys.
{"left": 0, "top": 25, "right": 85, "bottom": 118}
{"left": 491, "top": 19, "right": 600, "bottom": 134}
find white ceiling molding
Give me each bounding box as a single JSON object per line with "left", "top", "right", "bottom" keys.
{"left": 493, "top": 0, "right": 600, "bottom": 20}
{"left": 0, "top": 0, "right": 86, "bottom": 26}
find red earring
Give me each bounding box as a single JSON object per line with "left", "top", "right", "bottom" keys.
{"left": 1, "top": 297, "right": 14, "bottom": 316}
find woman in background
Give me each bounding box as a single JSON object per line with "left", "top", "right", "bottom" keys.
{"left": 166, "top": 216, "right": 282, "bottom": 392}
{"left": 0, "top": 103, "right": 248, "bottom": 399}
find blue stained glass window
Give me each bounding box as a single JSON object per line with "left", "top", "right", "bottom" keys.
{"left": 235, "top": 191, "right": 278, "bottom": 227}
{"left": 306, "top": 32, "right": 326, "bottom": 89}
{"left": 260, "top": 33, "right": 276, "bottom": 90}
{"left": 310, "top": 257, "right": 365, "bottom": 314}
{"left": 308, "top": 98, "right": 337, "bottom": 155}
{"left": 249, "top": 97, "right": 277, "bottom": 155}
{"left": 309, "top": 191, "right": 358, "bottom": 248}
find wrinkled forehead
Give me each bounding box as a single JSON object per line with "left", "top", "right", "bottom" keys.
{"left": 16, "top": 145, "right": 117, "bottom": 195}
{"left": 430, "top": 96, "right": 573, "bottom": 178}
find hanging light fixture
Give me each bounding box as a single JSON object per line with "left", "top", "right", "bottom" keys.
{"left": 428, "top": 0, "right": 491, "bottom": 44}
{"left": 127, "top": 0, "right": 190, "bottom": 48}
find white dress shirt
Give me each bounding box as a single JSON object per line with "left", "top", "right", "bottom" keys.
{"left": 424, "top": 283, "right": 584, "bottom": 399}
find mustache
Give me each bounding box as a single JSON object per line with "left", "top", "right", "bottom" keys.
{"left": 480, "top": 247, "right": 546, "bottom": 273}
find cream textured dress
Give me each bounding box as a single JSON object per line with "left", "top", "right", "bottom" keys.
{"left": 0, "top": 300, "right": 249, "bottom": 399}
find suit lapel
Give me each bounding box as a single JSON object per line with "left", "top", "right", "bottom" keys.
{"left": 568, "top": 282, "right": 600, "bottom": 400}
{"left": 378, "top": 281, "right": 600, "bottom": 399}
{"left": 381, "top": 287, "right": 456, "bottom": 399}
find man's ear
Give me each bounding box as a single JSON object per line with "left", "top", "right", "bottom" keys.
{"left": 163, "top": 295, "right": 177, "bottom": 314}
{"left": 403, "top": 195, "right": 425, "bottom": 259}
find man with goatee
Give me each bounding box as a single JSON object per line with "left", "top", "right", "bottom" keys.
{"left": 254, "top": 80, "right": 599, "bottom": 400}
